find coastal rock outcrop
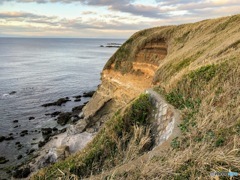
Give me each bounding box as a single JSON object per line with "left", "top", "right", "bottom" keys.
{"left": 81, "top": 38, "right": 168, "bottom": 131}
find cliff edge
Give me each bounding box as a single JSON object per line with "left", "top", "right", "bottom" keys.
{"left": 33, "top": 14, "right": 240, "bottom": 179}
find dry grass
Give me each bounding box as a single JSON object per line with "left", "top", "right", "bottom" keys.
{"left": 33, "top": 14, "right": 240, "bottom": 180}
{"left": 32, "top": 94, "right": 153, "bottom": 179}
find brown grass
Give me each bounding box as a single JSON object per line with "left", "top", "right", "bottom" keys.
{"left": 33, "top": 14, "right": 240, "bottom": 180}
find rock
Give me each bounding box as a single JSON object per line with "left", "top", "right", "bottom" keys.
{"left": 75, "top": 119, "right": 87, "bottom": 133}
{"left": 14, "top": 125, "right": 19, "bottom": 128}
{"left": 32, "top": 138, "right": 37, "bottom": 140}
{"left": 42, "top": 97, "right": 70, "bottom": 107}
{"left": 27, "top": 149, "right": 35, "bottom": 155}
{"left": 13, "top": 167, "right": 31, "bottom": 178}
{"left": 17, "top": 155, "right": 23, "bottom": 160}
{"left": 15, "top": 142, "right": 20, "bottom": 145}
{"left": 83, "top": 91, "right": 95, "bottom": 97}
{"left": 9, "top": 91, "right": 17, "bottom": 95}
{"left": 51, "top": 111, "right": 61, "bottom": 117}
{"left": 72, "top": 105, "right": 85, "bottom": 115}
{"left": 56, "top": 145, "right": 70, "bottom": 160}
{"left": 79, "top": 112, "right": 84, "bottom": 119}
{"left": 57, "top": 112, "right": 72, "bottom": 126}
{"left": 84, "top": 101, "right": 89, "bottom": 105}
{"left": 9, "top": 133, "right": 13, "bottom": 136}
{"left": 17, "top": 144, "right": 23, "bottom": 149}
{"left": 74, "top": 98, "right": 81, "bottom": 102}
{"left": 100, "top": 45, "right": 104, "bottom": 47}
{"left": 29, "top": 116, "right": 35, "bottom": 120}
{"left": 86, "top": 128, "right": 95, "bottom": 133}
{"left": 20, "top": 130, "right": 28, "bottom": 136}
{"left": 13, "top": 120, "right": 18, "bottom": 123}
{"left": 0, "top": 156, "right": 9, "bottom": 164}
{"left": 59, "top": 128, "right": 67, "bottom": 133}
{"left": 38, "top": 141, "right": 46, "bottom": 148}
{"left": 70, "top": 115, "right": 79, "bottom": 123}
{"left": 5, "top": 136, "right": 14, "bottom": 141}
{"left": 52, "top": 127, "right": 58, "bottom": 131}
{"left": 41, "top": 128, "right": 52, "bottom": 135}
{"left": 0, "top": 136, "right": 5, "bottom": 142}
{"left": 36, "top": 150, "right": 57, "bottom": 168}
{"left": 73, "top": 95, "right": 82, "bottom": 99}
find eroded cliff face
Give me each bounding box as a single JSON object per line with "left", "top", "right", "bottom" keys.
{"left": 82, "top": 39, "right": 168, "bottom": 128}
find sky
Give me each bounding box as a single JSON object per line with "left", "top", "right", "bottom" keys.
{"left": 0, "top": 0, "right": 240, "bottom": 38}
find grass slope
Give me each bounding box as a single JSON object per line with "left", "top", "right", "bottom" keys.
{"left": 33, "top": 94, "right": 153, "bottom": 179}
{"left": 34, "top": 14, "right": 240, "bottom": 179}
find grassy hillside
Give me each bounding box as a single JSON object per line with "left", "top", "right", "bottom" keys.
{"left": 33, "top": 94, "right": 154, "bottom": 179}
{"left": 33, "top": 14, "right": 240, "bottom": 179}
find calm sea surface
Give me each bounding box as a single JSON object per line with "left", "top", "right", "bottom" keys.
{"left": 0, "top": 38, "right": 124, "bottom": 172}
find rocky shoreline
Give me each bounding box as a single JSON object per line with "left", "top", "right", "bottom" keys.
{"left": 0, "top": 90, "right": 96, "bottom": 179}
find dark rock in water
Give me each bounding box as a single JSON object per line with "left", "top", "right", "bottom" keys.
{"left": 14, "top": 125, "right": 19, "bottom": 128}
{"left": 53, "top": 127, "right": 58, "bottom": 131}
{"left": 5, "top": 136, "right": 14, "bottom": 141}
{"left": 73, "top": 95, "right": 82, "bottom": 99}
{"left": 26, "top": 149, "right": 35, "bottom": 155}
{"left": 83, "top": 91, "right": 95, "bottom": 97}
{"left": 57, "top": 112, "right": 72, "bottom": 126}
{"left": 0, "top": 136, "right": 5, "bottom": 142}
{"left": 29, "top": 116, "right": 35, "bottom": 120}
{"left": 15, "top": 142, "right": 20, "bottom": 145}
{"left": 20, "top": 130, "right": 28, "bottom": 136}
{"left": 13, "top": 167, "right": 31, "bottom": 178}
{"left": 74, "top": 98, "right": 81, "bottom": 102}
{"left": 17, "top": 155, "right": 23, "bottom": 160}
{"left": 0, "top": 156, "right": 9, "bottom": 164}
{"left": 21, "top": 130, "right": 28, "bottom": 133}
{"left": 32, "top": 138, "right": 37, "bottom": 140}
{"left": 9, "top": 91, "right": 17, "bottom": 95}
{"left": 42, "top": 97, "right": 70, "bottom": 107}
{"left": 9, "top": 133, "right": 13, "bottom": 136}
{"left": 17, "top": 144, "right": 23, "bottom": 150}
{"left": 38, "top": 141, "right": 46, "bottom": 148}
{"left": 72, "top": 105, "right": 85, "bottom": 115}
{"left": 41, "top": 128, "right": 52, "bottom": 135}
{"left": 84, "top": 101, "right": 89, "bottom": 105}
{"left": 74, "top": 95, "right": 82, "bottom": 102}
{"left": 13, "top": 120, "right": 18, "bottom": 123}
{"left": 100, "top": 45, "right": 104, "bottom": 47}
{"left": 50, "top": 111, "right": 61, "bottom": 117}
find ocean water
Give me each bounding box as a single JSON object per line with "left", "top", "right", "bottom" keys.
{"left": 0, "top": 38, "right": 124, "bottom": 171}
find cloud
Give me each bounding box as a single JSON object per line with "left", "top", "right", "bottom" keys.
{"left": 0, "top": 11, "right": 151, "bottom": 32}
{"left": 0, "top": 0, "right": 170, "bottom": 18}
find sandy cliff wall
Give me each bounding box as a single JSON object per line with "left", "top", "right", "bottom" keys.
{"left": 82, "top": 39, "right": 168, "bottom": 129}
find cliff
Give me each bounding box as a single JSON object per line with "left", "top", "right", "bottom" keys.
{"left": 33, "top": 14, "right": 240, "bottom": 179}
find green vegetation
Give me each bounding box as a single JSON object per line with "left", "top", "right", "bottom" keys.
{"left": 33, "top": 94, "right": 153, "bottom": 179}
{"left": 34, "top": 14, "right": 240, "bottom": 180}
{"left": 155, "top": 51, "right": 204, "bottom": 82}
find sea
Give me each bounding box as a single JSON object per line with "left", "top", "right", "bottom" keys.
{"left": 0, "top": 38, "right": 124, "bottom": 175}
